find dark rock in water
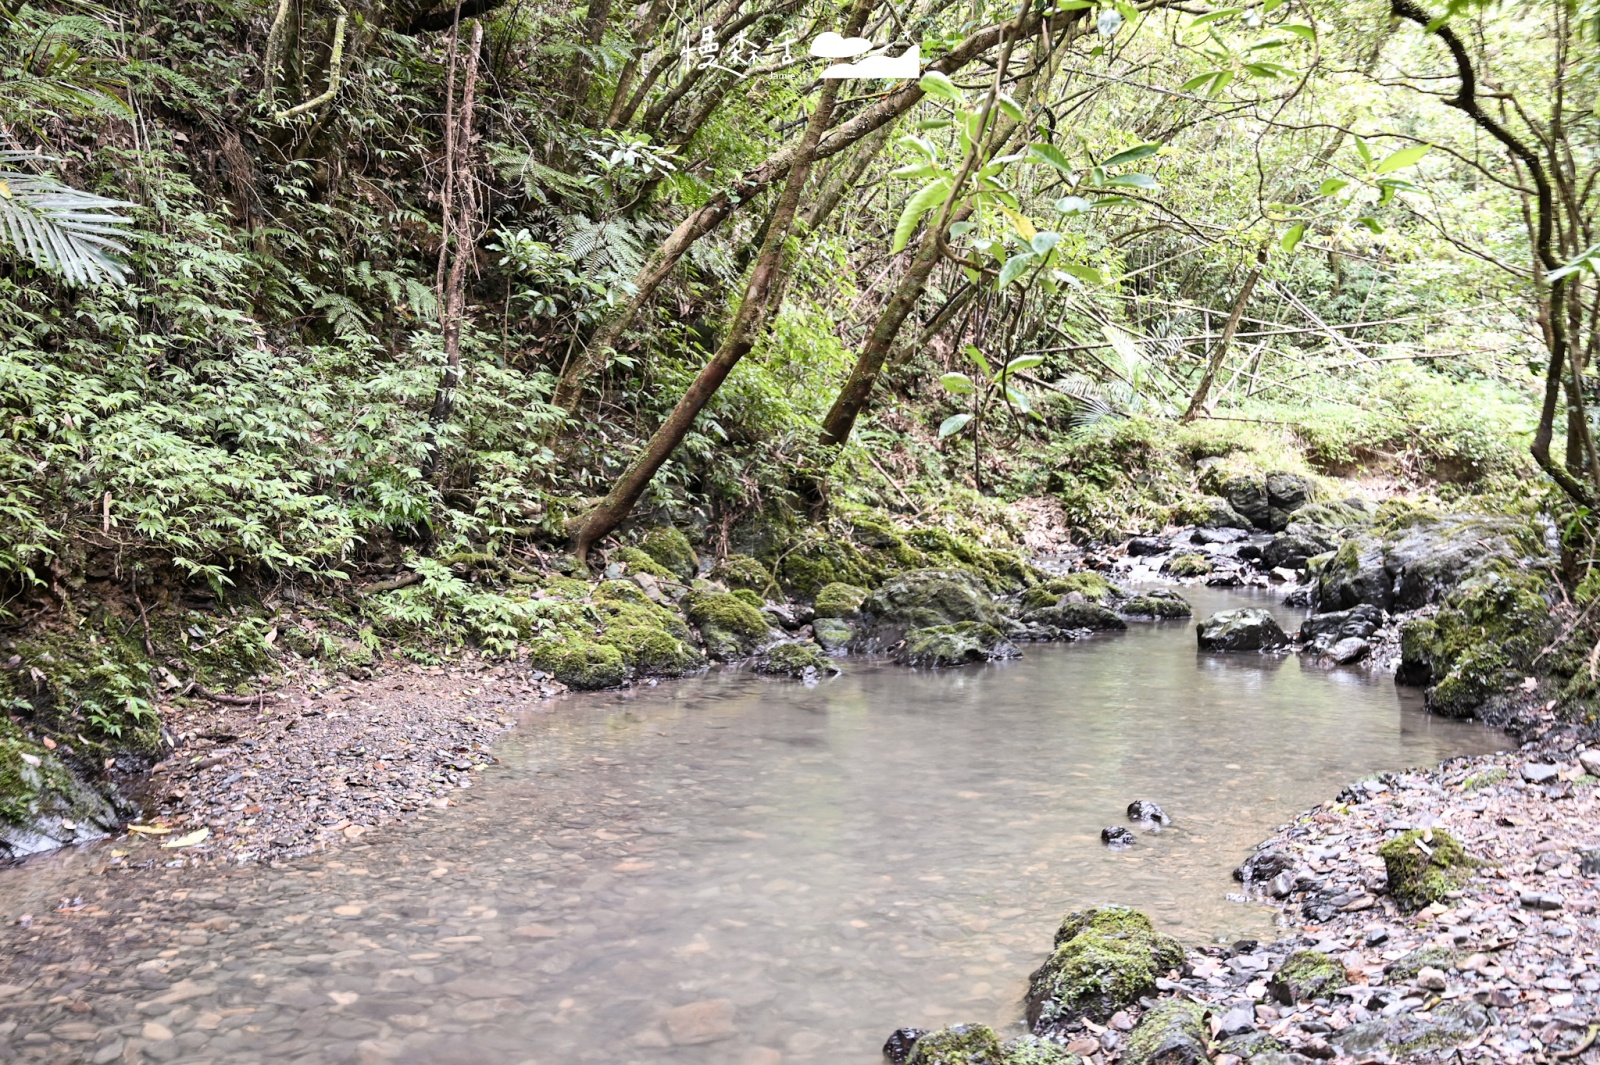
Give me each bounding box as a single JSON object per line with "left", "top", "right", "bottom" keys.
{"left": 1126, "top": 537, "right": 1170, "bottom": 557}
{"left": 1237, "top": 543, "right": 1264, "bottom": 562}
{"left": 1269, "top": 950, "right": 1344, "bottom": 1003}
{"left": 855, "top": 569, "right": 1005, "bottom": 652}
{"left": 1262, "top": 532, "right": 1331, "bottom": 571}
{"left": 1330, "top": 1001, "right": 1488, "bottom": 1059}
{"left": 1101, "top": 826, "right": 1136, "bottom": 847}
{"left": 1204, "top": 571, "right": 1245, "bottom": 587}
{"left": 1282, "top": 587, "right": 1312, "bottom": 608}
{"left": 1120, "top": 999, "right": 1208, "bottom": 1065}
{"left": 1327, "top": 637, "right": 1370, "bottom": 664}
{"left": 1196, "top": 609, "right": 1288, "bottom": 651}
{"left": 1234, "top": 848, "right": 1294, "bottom": 883}
{"left": 1300, "top": 604, "right": 1383, "bottom": 644}
{"left": 753, "top": 641, "right": 839, "bottom": 678}
{"left": 897, "top": 622, "right": 1017, "bottom": 668}
{"left": 1119, "top": 593, "right": 1192, "bottom": 620}
{"left": 1315, "top": 536, "right": 1392, "bottom": 611}
{"left": 1021, "top": 602, "right": 1127, "bottom": 636}
{"left": 882, "top": 1027, "right": 926, "bottom": 1064}
{"left": 1190, "top": 526, "right": 1250, "bottom": 545}
{"left": 902, "top": 1023, "right": 1001, "bottom": 1064}
{"left": 1026, "top": 907, "right": 1184, "bottom": 1028}
{"left": 1126, "top": 800, "right": 1171, "bottom": 825}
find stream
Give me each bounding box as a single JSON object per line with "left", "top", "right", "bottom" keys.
{"left": 0, "top": 587, "right": 1505, "bottom": 1064}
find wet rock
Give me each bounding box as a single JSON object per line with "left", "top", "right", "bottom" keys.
{"left": 753, "top": 641, "right": 839, "bottom": 678}
{"left": 1127, "top": 800, "right": 1171, "bottom": 825}
{"left": 1314, "top": 537, "right": 1392, "bottom": 611}
{"left": 1000, "top": 1034, "right": 1082, "bottom": 1064}
{"left": 1299, "top": 604, "right": 1383, "bottom": 645}
{"left": 855, "top": 569, "right": 1005, "bottom": 651}
{"left": 883, "top": 1027, "right": 927, "bottom": 1064}
{"left": 1234, "top": 849, "right": 1294, "bottom": 883}
{"left": 684, "top": 590, "right": 772, "bottom": 661}
{"left": 1327, "top": 637, "right": 1370, "bottom": 665}
{"left": 1386, "top": 945, "right": 1458, "bottom": 981}
{"left": 661, "top": 998, "right": 736, "bottom": 1045}
{"left": 1120, "top": 998, "right": 1208, "bottom": 1065}
{"left": 1329, "top": 1000, "right": 1489, "bottom": 1059}
{"left": 1265, "top": 472, "right": 1315, "bottom": 531}
{"left": 1119, "top": 593, "right": 1193, "bottom": 620}
{"left": 1197, "top": 609, "right": 1288, "bottom": 652}
{"left": 1026, "top": 907, "right": 1184, "bottom": 1028}
{"left": 1262, "top": 533, "right": 1330, "bottom": 572}
{"left": 814, "top": 582, "right": 869, "bottom": 619}
{"left": 1163, "top": 553, "right": 1213, "bottom": 578}
{"left": 0, "top": 737, "right": 124, "bottom": 858}
{"left": 905, "top": 1023, "right": 1003, "bottom": 1064}
{"left": 812, "top": 616, "right": 855, "bottom": 651}
{"left": 1021, "top": 602, "right": 1127, "bottom": 636}
{"left": 1219, "top": 474, "right": 1273, "bottom": 530}
{"left": 1268, "top": 950, "right": 1343, "bottom": 1003}
{"left": 897, "top": 623, "right": 1017, "bottom": 668}
{"left": 1102, "top": 826, "right": 1136, "bottom": 847}
{"left": 1127, "top": 538, "right": 1170, "bottom": 557}
{"left": 1379, "top": 829, "right": 1474, "bottom": 910}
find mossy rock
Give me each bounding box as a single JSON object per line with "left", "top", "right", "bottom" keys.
{"left": 0, "top": 720, "right": 122, "bottom": 858}
{"left": 541, "top": 575, "right": 593, "bottom": 600}
{"left": 1026, "top": 907, "right": 1185, "bottom": 1027}
{"left": 1386, "top": 945, "right": 1459, "bottom": 982}
{"left": 1379, "top": 829, "right": 1475, "bottom": 910}
{"left": 605, "top": 624, "right": 703, "bottom": 675}
{"left": 684, "top": 590, "right": 771, "bottom": 661}
{"left": 813, "top": 616, "right": 856, "bottom": 651}
{"left": 1121, "top": 999, "right": 1208, "bottom": 1065}
{"left": 857, "top": 569, "right": 1005, "bottom": 650}
{"left": 1000, "top": 1035, "right": 1082, "bottom": 1065}
{"left": 529, "top": 638, "right": 626, "bottom": 690}
{"left": 814, "top": 582, "right": 869, "bottom": 618}
{"left": 1021, "top": 573, "right": 1124, "bottom": 610}
{"left": 638, "top": 527, "right": 698, "bottom": 581}
{"left": 1269, "top": 950, "right": 1345, "bottom": 1003}
{"left": 778, "top": 538, "right": 878, "bottom": 597}
{"left": 1163, "top": 553, "right": 1212, "bottom": 578}
{"left": 711, "top": 553, "right": 775, "bottom": 595}
{"left": 906, "top": 1024, "right": 1004, "bottom": 1065}
{"left": 1021, "top": 602, "right": 1127, "bottom": 634}
{"left": 1175, "top": 494, "right": 1251, "bottom": 530}
{"left": 755, "top": 641, "right": 838, "bottom": 677}
{"left": 611, "top": 546, "right": 673, "bottom": 579}
{"left": 731, "top": 588, "right": 765, "bottom": 610}
{"left": 1120, "top": 594, "right": 1192, "bottom": 619}
{"left": 1331, "top": 1001, "right": 1489, "bottom": 1059}
{"left": 1214, "top": 1030, "right": 1289, "bottom": 1060}
{"left": 898, "top": 622, "right": 1014, "bottom": 667}
{"left": 906, "top": 527, "right": 1041, "bottom": 593}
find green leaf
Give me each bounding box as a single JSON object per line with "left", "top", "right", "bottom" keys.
{"left": 1179, "top": 71, "right": 1221, "bottom": 93}
{"left": 965, "top": 344, "right": 993, "bottom": 376}
{"left": 914, "top": 118, "right": 953, "bottom": 131}
{"left": 940, "top": 372, "right": 976, "bottom": 394}
{"left": 1004, "top": 386, "right": 1033, "bottom": 415}
{"left": 1089, "top": 196, "right": 1139, "bottom": 208}
{"left": 1031, "top": 231, "right": 1061, "bottom": 254}
{"left": 890, "top": 162, "right": 943, "bottom": 179}
{"left": 1192, "top": 7, "right": 1243, "bottom": 25}
{"left": 938, "top": 412, "right": 973, "bottom": 439}
{"left": 998, "top": 252, "right": 1035, "bottom": 288}
{"left": 891, "top": 178, "right": 951, "bottom": 253}
{"left": 1028, "top": 142, "right": 1075, "bottom": 175}
{"left": 919, "top": 72, "right": 963, "bottom": 103}
{"left": 1104, "top": 173, "right": 1157, "bottom": 189}
{"left": 1280, "top": 23, "right": 1316, "bottom": 38}
{"left": 1547, "top": 245, "right": 1600, "bottom": 282}
{"left": 1374, "top": 144, "right": 1430, "bottom": 173}
{"left": 1357, "top": 216, "right": 1384, "bottom": 233}
{"left": 1059, "top": 261, "right": 1104, "bottom": 284}
{"left": 1055, "top": 195, "right": 1093, "bottom": 214}
{"left": 1005, "top": 354, "right": 1046, "bottom": 374}
{"left": 997, "top": 94, "right": 1024, "bottom": 122}
{"left": 1209, "top": 71, "right": 1234, "bottom": 96}
{"left": 1101, "top": 142, "right": 1162, "bottom": 167}
{"left": 1318, "top": 178, "right": 1349, "bottom": 196}
{"left": 1354, "top": 136, "right": 1372, "bottom": 167}
{"left": 1280, "top": 221, "right": 1306, "bottom": 254}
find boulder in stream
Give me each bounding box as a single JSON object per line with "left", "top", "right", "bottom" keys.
{"left": 1126, "top": 800, "right": 1171, "bottom": 825}
{"left": 854, "top": 569, "right": 1005, "bottom": 652}
{"left": 897, "top": 623, "right": 1017, "bottom": 667}
{"left": 1119, "top": 593, "right": 1192, "bottom": 620}
{"left": 1120, "top": 999, "right": 1209, "bottom": 1065}
{"left": 1196, "top": 609, "right": 1288, "bottom": 651}
{"left": 1025, "top": 907, "right": 1184, "bottom": 1029}
{"left": 903, "top": 1023, "right": 1003, "bottom": 1064}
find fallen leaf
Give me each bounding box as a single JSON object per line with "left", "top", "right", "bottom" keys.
{"left": 161, "top": 828, "right": 211, "bottom": 849}
{"left": 126, "top": 824, "right": 173, "bottom": 836}
{"left": 40, "top": 737, "right": 56, "bottom": 750}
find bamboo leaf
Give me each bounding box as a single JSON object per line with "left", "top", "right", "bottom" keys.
{"left": 939, "top": 372, "right": 976, "bottom": 394}
{"left": 891, "top": 178, "right": 951, "bottom": 253}
{"left": 938, "top": 412, "right": 973, "bottom": 439}
{"left": 1374, "top": 144, "right": 1430, "bottom": 173}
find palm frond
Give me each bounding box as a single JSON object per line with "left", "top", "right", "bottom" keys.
{"left": 0, "top": 151, "right": 133, "bottom": 286}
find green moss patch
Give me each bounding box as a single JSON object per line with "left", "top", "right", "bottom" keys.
{"left": 898, "top": 622, "right": 1013, "bottom": 667}
{"left": 814, "top": 582, "right": 869, "bottom": 618}
{"left": 1379, "top": 829, "right": 1476, "bottom": 909}
{"left": 638, "top": 527, "right": 698, "bottom": 581}
{"left": 711, "top": 554, "right": 775, "bottom": 595}
{"left": 1120, "top": 594, "right": 1192, "bottom": 619}
{"left": 1398, "top": 565, "right": 1552, "bottom": 718}
{"left": 1164, "top": 553, "right": 1212, "bottom": 578}
{"left": 685, "top": 590, "right": 770, "bottom": 661}
{"left": 611, "top": 546, "right": 673, "bottom": 579}
{"left": 1269, "top": 950, "right": 1345, "bottom": 1003}
{"left": 755, "top": 641, "right": 838, "bottom": 677}
{"left": 907, "top": 1024, "right": 1004, "bottom": 1065}
{"left": 1026, "top": 907, "right": 1184, "bottom": 1026}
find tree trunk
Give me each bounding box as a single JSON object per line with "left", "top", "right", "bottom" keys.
{"left": 603, "top": 0, "right": 670, "bottom": 128}
{"left": 570, "top": 1, "right": 872, "bottom": 561}
{"left": 564, "top": 0, "right": 615, "bottom": 118}
{"left": 549, "top": 3, "right": 1092, "bottom": 415}
{"left": 1182, "top": 247, "right": 1265, "bottom": 422}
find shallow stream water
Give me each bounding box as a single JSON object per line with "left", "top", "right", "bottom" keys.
{"left": 0, "top": 587, "right": 1504, "bottom": 1064}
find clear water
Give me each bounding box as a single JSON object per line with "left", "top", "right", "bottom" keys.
{"left": 0, "top": 587, "right": 1503, "bottom": 1064}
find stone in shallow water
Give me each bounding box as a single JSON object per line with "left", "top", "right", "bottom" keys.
{"left": 1126, "top": 800, "right": 1171, "bottom": 825}
{"left": 1102, "top": 826, "right": 1136, "bottom": 847}
{"left": 661, "top": 998, "right": 735, "bottom": 1045}
{"left": 883, "top": 1026, "right": 927, "bottom": 1064}
{"left": 1026, "top": 907, "right": 1184, "bottom": 1028}
{"left": 1196, "top": 609, "right": 1288, "bottom": 652}
{"left": 1328, "top": 637, "right": 1370, "bottom": 664}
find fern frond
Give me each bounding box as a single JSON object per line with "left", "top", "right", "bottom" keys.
{"left": 0, "top": 152, "right": 132, "bottom": 285}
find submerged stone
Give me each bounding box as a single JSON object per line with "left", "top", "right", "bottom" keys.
{"left": 1196, "top": 609, "right": 1288, "bottom": 652}
{"left": 1026, "top": 907, "right": 1183, "bottom": 1028}
{"left": 1126, "top": 800, "right": 1171, "bottom": 825}
{"left": 1379, "top": 829, "right": 1475, "bottom": 910}
{"left": 883, "top": 1027, "right": 928, "bottom": 1064}
{"left": 1102, "top": 826, "right": 1136, "bottom": 847}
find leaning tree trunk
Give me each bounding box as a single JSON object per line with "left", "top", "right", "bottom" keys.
{"left": 1182, "top": 247, "right": 1265, "bottom": 422}
{"left": 570, "top": 0, "right": 874, "bottom": 562}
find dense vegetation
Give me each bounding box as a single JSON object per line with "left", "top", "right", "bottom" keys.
{"left": 1, "top": 0, "right": 1595, "bottom": 752}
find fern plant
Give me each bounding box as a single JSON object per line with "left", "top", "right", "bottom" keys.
{"left": 0, "top": 150, "right": 132, "bottom": 285}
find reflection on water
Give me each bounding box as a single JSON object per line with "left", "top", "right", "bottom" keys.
{"left": 0, "top": 587, "right": 1503, "bottom": 1064}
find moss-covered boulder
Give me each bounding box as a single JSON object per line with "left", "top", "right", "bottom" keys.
{"left": 1315, "top": 536, "right": 1392, "bottom": 611}
{"left": 0, "top": 721, "right": 122, "bottom": 858}
{"left": 684, "top": 590, "right": 771, "bottom": 661}
{"left": 1025, "top": 907, "right": 1185, "bottom": 1028}
{"left": 529, "top": 638, "right": 626, "bottom": 690}
{"left": 1000, "top": 1035, "right": 1082, "bottom": 1065}
{"left": 754, "top": 641, "right": 838, "bottom": 677}
{"left": 1120, "top": 999, "right": 1208, "bottom": 1065}
{"left": 638, "top": 527, "right": 698, "bottom": 581}
{"left": 1397, "top": 566, "right": 1552, "bottom": 718}
{"left": 1330, "top": 1001, "right": 1489, "bottom": 1059}
{"left": 1163, "top": 553, "right": 1212, "bottom": 578}
{"left": 814, "top": 582, "right": 869, "bottom": 618}
{"left": 856, "top": 569, "right": 1005, "bottom": 651}
{"left": 906, "top": 1024, "right": 1004, "bottom": 1065}
{"left": 1119, "top": 593, "right": 1193, "bottom": 619}
{"left": 812, "top": 616, "right": 855, "bottom": 651}
{"left": 1379, "top": 829, "right": 1475, "bottom": 909}
{"left": 898, "top": 622, "right": 1016, "bottom": 667}
{"left": 1020, "top": 602, "right": 1128, "bottom": 636}
{"left": 778, "top": 538, "right": 878, "bottom": 597}
{"left": 905, "top": 527, "right": 1043, "bottom": 593}
{"left": 592, "top": 580, "right": 703, "bottom": 675}
{"left": 1177, "top": 494, "right": 1252, "bottom": 530}
{"left": 711, "top": 553, "right": 775, "bottom": 595}
{"left": 1269, "top": 950, "right": 1345, "bottom": 1003}
{"left": 611, "top": 546, "right": 673, "bottom": 579}
{"left": 1020, "top": 573, "right": 1125, "bottom": 610}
